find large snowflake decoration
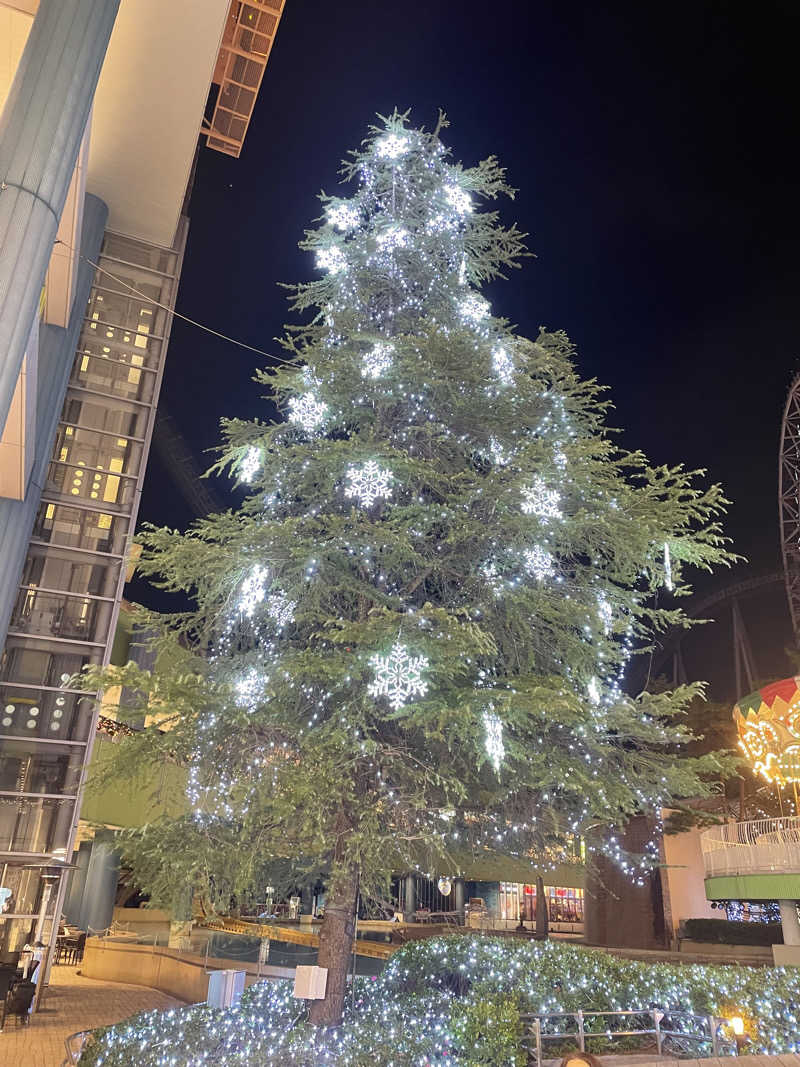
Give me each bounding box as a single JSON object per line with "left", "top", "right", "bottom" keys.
{"left": 239, "top": 445, "right": 261, "bottom": 484}
{"left": 267, "top": 591, "right": 296, "bottom": 629}
{"left": 368, "top": 642, "right": 429, "bottom": 711}
{"left": 458, "top": 292, "right": 490, "bottom": 324}
{"left": 362, "top": 342, "right": 394, "bottom": 379}
{"left": 521, "top": 477, "right": 562, "bottom": 519}
{"left": 375, "top": 133, "right": 409, "bottom": 160}
{"left": 483, "top": 709, "right": 505, "bottom": 772}
{"left": 345, "top": 460, "right": 393, "bottom": 507}
{"left": 235, "top": 668, "right": 264, "bottom": 709}
{"left": 492, "top": 345, "right": 514, "bottom": 386}
{"left": 316, "top": 245, "right": 347, "bottom": 274}
{"left": 445, "top": 184, "right": 472, "bottom": 215}
{"left": 523, "top": 545, "right": 554, "bottom": 581}
{"left": 327, "top": 202, "right": 359, "bottom": 231}
{"left": 239, "top": 564, "right": 268, "bottom": 618}
{"left": 288, "top": 392, "right": 327, "bottom": 433}
{"left": 377, "top": 225, "right": 410, "bottom": 249}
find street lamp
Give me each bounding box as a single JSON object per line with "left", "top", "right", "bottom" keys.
{"left": 729, "top": 1016, "right": 747, "bottom": 1054}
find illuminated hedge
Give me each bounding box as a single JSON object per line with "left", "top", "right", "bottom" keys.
{"left": 79, "top": 936, "right": 800, "bottom": 1066}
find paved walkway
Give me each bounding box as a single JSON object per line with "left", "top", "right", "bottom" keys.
{"left": 0, "top": 963, "right": 182, "bottom": 1066}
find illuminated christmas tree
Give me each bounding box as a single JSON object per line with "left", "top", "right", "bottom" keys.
{"left": 87, "top": 111, "right": 735, "bottom": 1027}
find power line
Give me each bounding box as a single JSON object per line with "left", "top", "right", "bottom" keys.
{"left": 56, "top": 239, "right": 296, "bottom": 365}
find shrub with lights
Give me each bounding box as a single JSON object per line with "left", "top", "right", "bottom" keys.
{"left": 80, "top": 110, "right": 735, "bottom": 1026}
{"left": 80, "top": 936, "right": 799, "bottom": 1065}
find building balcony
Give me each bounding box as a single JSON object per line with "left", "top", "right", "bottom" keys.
{"left": 701, "top": 817, "right": 800, "bottom": 902}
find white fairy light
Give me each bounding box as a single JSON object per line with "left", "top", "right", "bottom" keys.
{"left": 316, "top": 246, "right": 347, "bottom": 273}
{"left": 664, "top": 542, "right": 673, "bottom": 591}
{"left": 288, "top": 392, "right": 327, "bottom": 432}
{"left": 445, "top": 184, "right": 472, "bottom": 214}
{"left": 481, "top": 559, "right": 504, "bottom": 596}
{"left": 458, "top": 292, "right": 490, "bottom": 324}
{"left": 362, "top": 342, "right": 394, "bottom": 379}
{"left": 240, "top": 445, "right": 261, "bottom": 484}
{"left": 345, "top": 460, "right": 393, "bottom": 507}
{"left": 492, "top": 345, "right": 514, "bottom": 386}
{"left": 483, "top": 708, "right": 505, "bottom": 772}
{"left": 521, "top": 477, "right": 562, "bottom": 519}
{"left": 327, "top": 202, "right": 359, "bottom": 230}
{"left": 239, "top": 564, "right": 268, "bottom": 618}
{"left": 588, "top": 676, "right": 601, "bottom": 705}
{"left": 524, "top": 545, "right": 554, "bottom": 581}
{"left": 375, "top": 133, "right": 409, "bottom": 159}
{"left": 377, "top": 225, "right": 409, "bottom": 249}
{"left": 368, "top": 642, "right": 429, "bottom": 711}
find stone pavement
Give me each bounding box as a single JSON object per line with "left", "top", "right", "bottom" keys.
{"left": 0, "top": 962, "right": 182, "bottom": 1066}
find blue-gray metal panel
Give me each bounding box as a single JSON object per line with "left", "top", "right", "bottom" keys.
{"left": 0, "top": 0, "right": 119, "bottom": 435}
{"left": 0, "top": 193, "right": 107, "bottom": 647}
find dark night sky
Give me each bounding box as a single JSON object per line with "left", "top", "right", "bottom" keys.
{"left": 135, "top": 0, "right": 800, "bottom": 696}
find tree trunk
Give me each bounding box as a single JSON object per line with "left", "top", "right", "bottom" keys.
{"left": 309, "top": 865, "right": 359, "bottom": 1026}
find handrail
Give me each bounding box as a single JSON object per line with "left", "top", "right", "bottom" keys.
{"left": 62, "top": 1029, "right": 93, "bottom": 1066}
{"left": 520, "top": 1008, "right": 737, "bottom": 1067}
{"left": 700, "top": 817, "right": 800, "bottom": 877}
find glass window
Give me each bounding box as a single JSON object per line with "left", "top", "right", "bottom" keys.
{"left": 31, "top": 503, "right": 127, "bottom": 556}
{"left": 0, "top": 739, "right": 83, "bottom": 795}
{"left": 0, "top": 795, "right": 73, "bottom": 854}
{"left": 0, "top": 684, "right": 94, "bottom": 741}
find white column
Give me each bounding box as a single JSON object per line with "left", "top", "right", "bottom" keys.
{"left": 779, "top": 899, "right": 800, "bottom": 945}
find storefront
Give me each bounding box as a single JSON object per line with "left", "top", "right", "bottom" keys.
{"left": 498, "top": 881, "right": 584, "bottom": 924}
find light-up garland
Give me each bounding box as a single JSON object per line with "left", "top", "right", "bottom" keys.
{"left": 85, "top": 935, "right": 800, "bottom": 1065}
{"left": 483, "top": 708, "right": 505, "bottom": 772}
{"left": 239, "top": 446, "right": 261, "bottom": 484}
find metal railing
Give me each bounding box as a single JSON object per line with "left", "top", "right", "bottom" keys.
{"left": 521, "top": 1009, "right": 737, "bottom": 1066}
{"left": 700, "top": 816, "right": 800, "bottom": 877}
{"left": 62, "top": 1029, "right": 94, "bottom": 1065}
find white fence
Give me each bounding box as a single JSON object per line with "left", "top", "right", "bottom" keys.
{"left": 700, "top": 816, "right": 800, "bottom": 877}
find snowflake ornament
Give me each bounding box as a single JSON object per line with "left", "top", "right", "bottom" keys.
{"left": 235, "top": 668, "right": 263, "bottom": 709}
{"left": 445, "top": 184, "right": 472, "bottom": 215}
{"left": 521, "top": 477, "right": 562, "bottom": 519}
{"left": 239, "top": 564, "right": 268, "bottom": 618}
{"left": 327, "top": 202, "right": 359, "bottom": 231}
{"left": 240, "top": 445, "right": 261, "bottom": 484}
{"left": 377, "top": 225, "right": 410, "bottom": 249}
{"left": 316, "top": 246, "right": 347, "bottom": 273}
{"left": 523, "top": 545, "right": 554, "bottom": 581}
{"left": 345, "top": 460, "right": 393, "bottom": 507}
{"left": 492, "top": 345, "right": 514, "bottom": 386}
{"left": 267, "top": 591, "right": 296, "bottom": 629}
{"left": 376, "top": 133, "right": 409, "bottom": 160}
{"left": 289, "top": 392, "right": 327, "bottom": 433}
{"left": 362, "top": 342, "right": 394, "bottom": 379}
{"left": 483, "top": 709, "right": 505, "bottom": 772}
{"left": 369, "top": 642, "right": 429, "bottom": 711}
{"left": 458, "top": 292, "right": 490, "bottom": 324}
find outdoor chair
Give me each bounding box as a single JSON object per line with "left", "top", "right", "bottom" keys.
{"left": 0, "top": 966, "right": 17, "bottom": 1029}
{"left": 65, "top": 933, "right": 86, "bottom": 965}
{"left": 5, "top": 980, "right": 36, "bottom": 1025}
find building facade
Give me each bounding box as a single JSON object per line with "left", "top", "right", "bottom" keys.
{"left": 0, "top": 0, "right": 284, "bottom": 974}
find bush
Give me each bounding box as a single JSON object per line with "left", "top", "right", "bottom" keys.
{"left": 80, "top": 935, "right": 800, "bottom": 1065}
{"left": 452, "top": 991, "right": 527, "bottom": 1066}
{"left": 683, "top": 918, "right": 783, "bottom": 946}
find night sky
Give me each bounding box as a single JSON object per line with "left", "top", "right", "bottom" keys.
{"left": 135, "top": 0, "right": 800, "bottom": 698}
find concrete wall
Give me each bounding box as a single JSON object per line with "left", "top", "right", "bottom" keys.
{"left": 661, "top": 822, "right": 718, "bottom": 938}
{"left": 81, "top": 938, "right": 293, "bottom": 1004}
